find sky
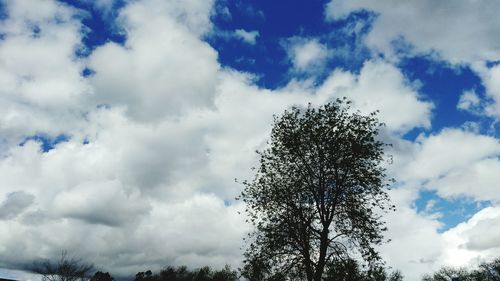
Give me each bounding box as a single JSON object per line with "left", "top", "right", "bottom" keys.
{"left": 0, "top": 0, "right": 500, "bottom": 280}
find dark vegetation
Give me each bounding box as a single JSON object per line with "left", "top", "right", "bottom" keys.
{"left": 32, "top": 251, "right": 95, "bottom": 281}
{"left": 26, "top": 101, "right": 499, "bottom": 281}
{"left": 422, "top": 258, "right": 500, "bottom": 281}
{"left": 134, "top": 266, "right": 237, "bottom": 281}
{"left": 30, "top": 251, "right": 500, "bottom": 281}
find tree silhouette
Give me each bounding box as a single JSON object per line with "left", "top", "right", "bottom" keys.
{"left": 90, "top": 272, "right": 114, "bottom": 281}
{"left": 160, "top": 266, "right": 193, "bottom": 281}
{"left": 240, "top": 256, "right": 271, "bottom": 281}
{"left": 478, "top": 258, "right": 500, "bottom": 281}
{"left": 239, "top": 99, "right": 394, "bottom": 281}
{"left": 423, "top": 258, "right": 500, "bottom": 281}
{"left": 135, "top": 270, "right": 155, "bottom": 281}
{"left": 323, "top": 258, "right": 364, "bottom": 281}
{"left": 32, "top": 251, "right": 95, "bottom": 281}
{"left": 135, "top": 266, "right": 237, "bottom": 281}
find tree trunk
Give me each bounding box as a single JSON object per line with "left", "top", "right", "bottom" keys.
{"left": 313, "top": 228, "right": 329, "bottom": 281}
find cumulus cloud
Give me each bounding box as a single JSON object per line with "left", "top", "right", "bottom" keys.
{"left": 0, "top": 191, "right": 35, "bottom": 220}
{"left": 324, "top": 1, "right": 500, "bottom": 120}
{"left": 429, "top": 158, "right": 500, "bottom": 202}
{"left": 399, "top": 129, "right": 500, "bottom": 183}
{"left": 317, "top": 60, "right": 433, "bottom": 133}
{"left": 325, "top": 0, "right": 500, "bottom": 64}
{"left": 53, "top": 180, "right": 150, "bottom": 226}
{"left": 378, "top": 187, "right": 445, "bottom": 280}
{"left": 88, "top": 0, "right": 220, "bottom": 122}
{"left": 457, "top": 90, "right": 482, "bottom": 113}
{"left": 380, "top": 204, "right": 500, "bottom": 280}
{"left": 441, "top": 206, "right": 500, "bottom": 267}
{"left": 468, "top": 63, "right": 500, "bottom": 119}
{"left": 379, "top": 129, "right": 500, "bottom": 279}
{"left": 0, "top": 0, "right": 90, "bottom": 149}
{"left": 0, "top": 0, "right": 238, "bottom": 274}
{"left": 287, "top": 39, "right": 328, "bottom": 72}
{"left": 0, "top": 109, "right": 249, "bottom": 273}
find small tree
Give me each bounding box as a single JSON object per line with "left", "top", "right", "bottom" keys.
{"left": 387, "top": 271, "right": 404, "bottom": 281}
{"left": 32, "top": 251, "right": 95, "bottom": 281}
{"left": 135, "top": 270, "right": 156, "bottom": 281}
{"left": 239, "top": 99, "right": 393, "bottom": 281}
{"left": 90, "top": 272, "right": 114, "bottom": 281}
{"left": 211, "top": 265, "right": 238, "bottom": 281}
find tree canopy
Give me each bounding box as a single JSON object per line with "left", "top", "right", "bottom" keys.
{"left": 239, "top": 99, "right": 394, "bottom": 281}
{"left": 422, "top": 258, "right": 500, "bottom": 281}
{"left": 134, "top": 266, "right": 237, "bottom": 281}
{"left": 90, "top": 272, "right": 114, "bottom": 281}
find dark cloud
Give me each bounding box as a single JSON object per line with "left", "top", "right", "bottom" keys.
{"left": 0, "top": 191, "right": 34, "bottom": 220}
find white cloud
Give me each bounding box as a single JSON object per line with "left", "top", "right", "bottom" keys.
{"left": 0, "top": 106, "right": 250, "bottom": 274}
{"left": 317, "top": 60, "right": 433, "bottom": 133}
{"left": 0, "top": 0, "right": 90, "bottom": 148}
{"left": 378, "top": 129, "right": 500, "bottom": 280}
{"left": 381, "top": 204, "right": 500, "bottom": 281}
{"left": 398, "top": 129, "right": 500, "bottom": 184}
{"left": 325, "top": 0, "right": 500, "bottom": 64}
{"left": 429, "top": 158, "right": 500, "bottom": 202}
{"left": 377, "top": 132, "right": 500, "bottom": 280}
{"left": 0, "top": 0, "right": 239, "bottom": 274}
{"left": 88, "top": 0, "right": 220, "bottom": 122}
{"left": 457, "top": 90, "right": 481, "bottom": 112}
{"left": 234, "top": 29, "right": 259, "bottom": 45}
{"left": 378, "top": 187, "right": 446, "bottom": 280}
{"left": 441, "top": 206, "right": 500, "bottom": 267}
{"left": 52, "top": 180, "right": 150, "bottom": 226}
{"left": 0, "top": 191, "right": 35, "bottom": 220}
{"left": 288, "top": 39, "right": 328, "bottom": 72}
{"left": 121, "top": 0, "right": 215, "bottom": 36}
{"left": 324, "top": 1, "right": 500, "bottom": 120}
{"left": 469, "top": 64, "right": 500, "bottom": 119}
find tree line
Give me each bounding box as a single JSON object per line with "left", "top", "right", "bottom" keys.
{"left": 30, "top": 251, "right": 500, "bottom": 281}
{"left": 422, "top": 258, "right": 500, "bottom": 281}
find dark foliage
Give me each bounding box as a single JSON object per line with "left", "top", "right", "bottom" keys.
{"left": 422, "top": 258, "right": 500, "bottom": 281}
{"left": 323, "top": 258, "right": 402, "bottom": 281}
{"left": 239, "top": 99, "right": 394, "bottom": 281}
{"left": 32, "top": 251, "right": 95, "bottom": 281}
{"left": 134, "top": 266, "right": 237, "bottom": 281}
{"left": 90, "top": 272, "right": 114, "bottom": 281}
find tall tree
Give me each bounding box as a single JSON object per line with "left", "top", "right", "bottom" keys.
{"left": 239, "top": 99, "right": 394, "bottom": 281}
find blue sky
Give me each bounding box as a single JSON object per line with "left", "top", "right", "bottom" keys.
{"left": 1, "top": 1, "right": 500, "bottom": 280}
